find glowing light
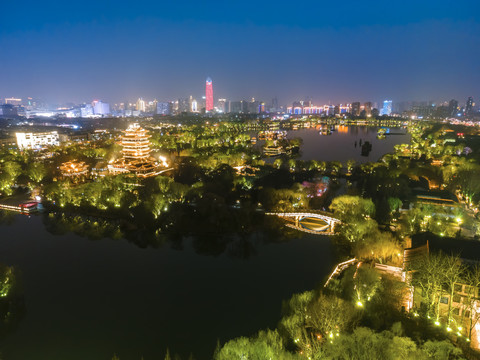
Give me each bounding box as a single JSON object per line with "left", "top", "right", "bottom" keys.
{"left": 447, "top": 327, "right": 452, "bottom": 332}
{"left": 435, "top": 321, "right": 440, "bottom": 326}
{"left": 356, "top": 301, "right": 363, "bottom": 307}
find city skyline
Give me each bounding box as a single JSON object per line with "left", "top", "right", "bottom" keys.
{"left": 1, "top": 0, "right": 479, "bottom": 105}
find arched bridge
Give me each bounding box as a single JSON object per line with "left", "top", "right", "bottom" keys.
{"left": 265, "top": 212, "right": 341, "bottom": 235}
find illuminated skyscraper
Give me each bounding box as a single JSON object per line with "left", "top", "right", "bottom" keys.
{"left": 448, "top": 99, "right": 458, "bottom": 117}
{"left": 206, "top": 77, "right": 213, "bottom": 112}
{"left": 136, "top": 98, "right": 146, "bottom": 112}
{"left": 381, "top": 100, "right": 392, "bottom": 116}
{"left": 465, "top": 97, "right": 475, "bottom": 116}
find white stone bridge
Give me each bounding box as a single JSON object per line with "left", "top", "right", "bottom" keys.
{"left": 265, "top": 212, "right": 341, "bottom": 235}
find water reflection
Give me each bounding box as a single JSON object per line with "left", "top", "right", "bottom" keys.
{"left": 288, "top": 126, "right": 410, "bottom": 163}
{"left": 40, "top": 210, "right": 300, "bottom": 259}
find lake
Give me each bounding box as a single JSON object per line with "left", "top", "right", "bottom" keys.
{"left": 288, "top": 125, "right": 410, "bottom": 163}
{"left": 0, "top": 215, "right": 335, "bottom": 360}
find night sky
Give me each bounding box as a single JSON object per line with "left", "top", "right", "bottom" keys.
{"left": 1, "top": 0, "right": 479, "bottom": 105}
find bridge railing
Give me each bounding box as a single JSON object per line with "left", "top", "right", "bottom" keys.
{"left": 266, "top": 212, "right": 341, "bottom": 223}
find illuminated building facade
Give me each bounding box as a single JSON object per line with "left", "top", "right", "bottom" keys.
{"left": 4, "top": 98, "right": 22, "bottom": 105}
{"left": 206, "top": 77, "right": 213, "bottom": 112}
{"left": 465, "top": 97, "right": 475, "bottom": 116}
{"left": 351, "top": 102, "right": 361, "bottom": 116}
{"left": 156, "top": 102, "right": 172, "bottom": 115}
{"left": 381, "top": 100, "right": 393, "bottom": 116}
{"left": 0, "top": 104, "right": 18, "bottom": 118}
{"left": 364, "top": 102, "right": 372, "bottom": 116}
{"left": 136, "top": 98, "right": 146, "bottom": 112}
{"left": 109, "top": 123, "right": 167, "bottom": 178}
{"left": 16, "top": 131, "right": 60, "bottom": 150}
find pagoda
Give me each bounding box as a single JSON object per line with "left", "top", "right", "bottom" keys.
{"left": 108, "top": 123, "right": 166, "bottom": 178}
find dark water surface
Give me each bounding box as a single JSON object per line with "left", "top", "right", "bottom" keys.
{"left": 288, "top": 125, "right": 410, "bottom": 163}
{"left": 0, "top": 215, "right": 335, "bottom": 360}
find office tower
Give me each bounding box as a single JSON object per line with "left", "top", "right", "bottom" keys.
{"left": 80, "top": 104, "right": 94, "bottom": 117}
{"left": 248, "top": 99, "right": 261, "bottom": 114}
{"left": 271, "top": 97, "right": 278, "bottom": 111}
{"left": 206, "top": 77, "right": 213, "bottom": 112}
{"left": 448, "top": 99, "right": 458, "bottom": 117}
{"left": 217, "top": 98, "right": 227, "bottom": 113}
{"left": 381, "top": 100, "right": 393, "bottom": 116}
{"left": 259, "top": 102, "right": 265, "bottom": 113}
{"left": 465, "top": 97, "right": 475, "bottom": 116}
{"left": 351, "top": 102, "right": 361, "bottom": 116}
{"left": 230, "top": 101, "right": 243, "bottom": 114}
{"left": 156, "top": 102, "right": 172, "bottom": 115}
{"left": 136, "top": 98, "right": 146, "bottom": 112}
{"left": 93, "top": 101, "right": 110, "bottom": 115}
{"left": 177, "top": 98, "right": 190, "bottom": 113}
{"left": 0, "top": 104, "right": 18, "bottom": 118}
{"left": 364, "top": 102, "right": 372, "bottom": 116}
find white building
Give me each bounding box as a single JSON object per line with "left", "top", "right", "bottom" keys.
{"left": 381, "top": 100, "right": 393, "bottom": 116}
{"left": 81, "top": 104, "right": 94, "bottom": 117}
{"left": 93, "top": 101, "right": 110, "bottom": 116}
{"left": 16, "top": 131, "right": 60, "bottom": 150}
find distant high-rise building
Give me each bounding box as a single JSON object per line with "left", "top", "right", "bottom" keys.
{"left": 0, "top": 104, "right": 18, "bottom": 118}
{"left": 156, "top": 102, "right": 172, "bottom": 116}
{"left": 259, "top": 102, "right": 265, "bottom": 113}
{"left": 448, "top": 99, "right": 459, "bottom": 117}
{"left": 217, "top": 98, "right": 228, "bottom": 113}
{"left": 4, "top": 98, "right": 22, "bottom": 106}
{"left": 364, "top": 102, "right": 372, "bottom": 116}
{"left": 206, "top": 77, "right": 213, "bottom": 112}
{"left": 136, "top": 98, "right": 146, "bottom": 112}
{"left": 351, "top": 102, "right": 361, "bottom": 116}
{"left": 230, "top": 101, "right": 244, "bottom": 114}
{"left": 80, "top": 104, "right": 94, "bottom": 117}
{"left": 191, "top": 99, "right": 198, "bottom": 112}
{"left": 93, "top": 101, "right": 110, "bottom": 116}
{"left": 271, "top": 97, "right": 279, "bottom": 112}
{"left": 465, "top": 97, "right": 475, "bottom": 116}
{"left": 381, "top": 100, "right": 393, "bottom": 116}
{"left": 177, "top": 98, "right": 191, "bottom": 113}
{"left": 248, "top": 99, "right": 261, "bottom": 114}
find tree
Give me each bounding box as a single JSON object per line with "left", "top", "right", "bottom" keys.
{"left": 442, "top": 255, "right": 465, "bottom": 323}
{"left": 215, "top": 330, "right": 296, "bottom": 360}
{"left": 306, "top": 293, "right": 359, "bottom": 337}
{"left": 388, "top": 197, "right": 403, "bottom": 214}
{"left": 410, "top": 252, "right": 457, "bottom": 321}
{"left": 354, "top": 231, "right": 402, "bottom": 265}
{"left": 27, "top": 162, "right": 47, "bottom": 183}
{"left": 353, "top": 266, "right": 382, "bottom": 305}
{"left": 330, "top": 195, "right": 375, "bottom": 222}
{"left": 422, "top": 340, "right": 464, "bottom": 360}
{"left": 346, "top": 159, "right": 356, "bottom": 175}
{"left": 164, "top": 348, "right": 172, "bottom": 360}
{"left": 462, "top": 265, "right": 480, "bottom": 339}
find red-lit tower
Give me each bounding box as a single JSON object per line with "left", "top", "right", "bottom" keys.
{"left": 206, "top": 77, "right": 213, "bottom": 112}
